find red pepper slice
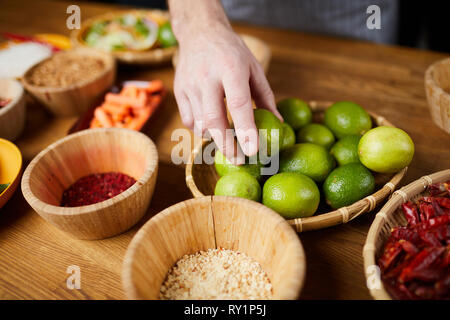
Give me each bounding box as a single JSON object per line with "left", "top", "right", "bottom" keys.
{"left": 398, "top": 247, "right": 445, "bottom": 283}
{"left": 402, "top": 202, "right": 420, "bottom": 226}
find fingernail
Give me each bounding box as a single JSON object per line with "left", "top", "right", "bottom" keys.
{"left": 243, "top": 140, "right": 258, "bottom": 156}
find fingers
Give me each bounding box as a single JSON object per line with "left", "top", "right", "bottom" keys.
{"left": 250, "top": 61, "right": 283, "bottom": 122}
{"left": 174, "top": 89, "right": 194, "bottom": 129}
{"left": 202, "top": 81, "right": 244, "bottom": 165}
{"left": 222, "top": 68, "right": 259, "bottom": 157}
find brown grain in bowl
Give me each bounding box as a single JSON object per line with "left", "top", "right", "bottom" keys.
{"left": 25, "top": 52, "right": 105, "bottom": 87}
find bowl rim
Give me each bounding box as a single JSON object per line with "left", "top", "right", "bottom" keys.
{"left": 425, "top": 57, "right": 450, "bottom": 100}
{"left": 21, "top": 47, "right": 116, "bottom": 93}
{"left": 0, "top": 78, "right": 25, "bottom": 118}
{"left": 21, "top": 128, "right": 158, "bottom": 216}
{"left": 185, "top": 100, "right": 408, "bottom": 233}
{"left": 362, "top": 169, "right": 450, "bottom": 300}
{"left": 122, "top": 195, "right": 306, "bottom": 300}
{"left": 0, "top": 137, "right": 23, "bottom": 196}
{"left": 70, "top": 9, "right": 177, "bottom": 63}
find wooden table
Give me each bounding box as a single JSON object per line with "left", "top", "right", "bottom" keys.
{"left": 0, "top": 0, "right": 449, "bottom": 300}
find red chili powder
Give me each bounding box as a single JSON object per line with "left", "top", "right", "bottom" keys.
{"left": 61, "top": 172, "right": 137, "bottom": 207}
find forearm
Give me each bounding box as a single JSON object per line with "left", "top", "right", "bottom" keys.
{"left": 168, "top": 0, "right": 232, "bottom": 43}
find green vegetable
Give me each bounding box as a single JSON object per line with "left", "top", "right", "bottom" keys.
{"left": 0, "top": 183, "right": 10, "bottom": 194}
{"left": 158, "top": 21, "right": 177, "bottom": 48}
{"left": 135, "top": 19, "right": 149, "bottom": 37}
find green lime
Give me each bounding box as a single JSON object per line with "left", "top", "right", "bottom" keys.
{"left": 324, "top": 101, "right": 372, "bottom": 138}
{"left": 263, "top": 172, "right": 320, "bottom": 219}
{"left": 330, "top": 135, "right": 361, "bottom": 166}
{"left": 158, "top": 22, "right": 177, "bottom": 48}
{"left": 279, "top": 143, "right": 335, "bottom": 182}
{"left": 280, "top": 122, "right": 296, "bottom": 150}
{"left": 277, "top": 98, "right": 312, "bottom": 130}
{"left": 214, "top": 172, "right": 261, "bottom": 202}
{"left": 214, "top": 150, "right": 262, "bottom": 180}
{"left": 323, "top": 163, "right": 375, "bottom": 209}
{"left": 358, "top": 126, "right": 414, "bottom": 173}
{"left": 254, "top": 109, "right": 284, "bottom": 156}
{"left": 296, "top": 123, "right": 335, "bottom": 149}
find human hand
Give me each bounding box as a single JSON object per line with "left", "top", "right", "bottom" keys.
{"left": 173, "top": 23, "right": 282, "bottom": 164}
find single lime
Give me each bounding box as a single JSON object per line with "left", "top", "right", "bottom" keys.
{"left": 324, "top": 101, "right": 372, "bottom": 138}
{"left": 254, "top": 109, "right": 284, "bottom": 156}
{"left": 323, "top": 163, "right": 375, "bottom": 209}
{"left": 214, "top": 150, "right": 263, "bottom": 180}
{"left": 280, "top": 122, "right": 296, "bottom": 150}
{"left": 279, "top": 143, "right": 335, "bottom": 182}
{"left": 277, "top": 98, "right": 312, "bottom": 130}
{"left": 296, "top": 123, "right": 335, "bottom": 149}
{"left": 263, "top": 172, "right": 320, "bottom": 218}
{"left": 214, "top": 172, "right": 261, "bottom": 202}
{"left": 358, "top": 126, "right": 414, "bottom": 173}
{"left": 330, "top": 135, "right": 361, "bottom": 166}
{"left": 158, "top": 21, "right": 177, "bottom": 48}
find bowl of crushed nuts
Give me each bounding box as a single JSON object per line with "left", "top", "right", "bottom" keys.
{"left": 22, "top": 48, "right": 115, "bottom": 117}
{"left": 122, "top": 196, "right": 306, "bottom": 300}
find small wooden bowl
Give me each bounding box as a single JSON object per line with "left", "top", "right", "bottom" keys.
{"left": 21, "top": 128, "right": 158, "bottom": 240}
{"left": 22, "top": 48, "right": 116, "bottom": 117}
{"left": 122, "top": 196, "right": 306, "bottom": 300}
{"left": 172, "top": 34, "right": 272, "bottom": 74}
{"left": 186, "top": 101, "right": 408, "bottom": 232}
{"left": 0, "top": 138, "right": 22, "bottom": 209}
{"left": 71, "top": 10, "right": 177, "bottom": 65}
{"left": 425, "top": 57, "right": 450, "bottom": 133}
{"left": 0, "top": 78, "right": 26, "bottom": 141}
{"left": 363, "top": 169, "right": 450, "bottom": 300}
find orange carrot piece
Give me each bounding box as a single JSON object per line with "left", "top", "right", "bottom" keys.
{"left": 146, "top": 80, "right": 164, "bottom": 93}
{"left": 105, "top": 92, "right": 146, "bottom": 109}
{"left": 94, "top": 108, "right": 113, "bottom": 128}
{"left": 126, "top": 116, "right": 148, "bottom": 131}
{"left": 122, "top": 86, "right": 138, "bottom": 98}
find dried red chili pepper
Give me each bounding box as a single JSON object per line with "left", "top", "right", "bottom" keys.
{"left": 398, "top": 247, "right": 445, "bottom": 283}
{"left": 402, "top": 202, "right": 420, "bottom": 226}
{"left": 378, "top": 241, "right": 403, "bottom": 272}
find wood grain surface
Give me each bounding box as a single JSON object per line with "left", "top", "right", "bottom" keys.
{"left": 0, "top": 0, "right": 449, "bottom": 300}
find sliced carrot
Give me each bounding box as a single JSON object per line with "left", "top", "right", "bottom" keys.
{"left": 105, "top": 93, "right": 146, "bottom": 109}
{"left": 146, "top": 80, "right": 164, "bottom": 93}
{"left": 122, "top": 86, "right": 138, "bottom": 98}
{"left": 94, "top": 108, "right": 113, "bottom": 128}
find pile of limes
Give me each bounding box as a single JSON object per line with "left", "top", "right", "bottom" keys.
{"left": 214, "top": 99, "right": 415, "bottom": 220}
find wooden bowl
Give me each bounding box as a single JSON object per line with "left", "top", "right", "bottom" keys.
{"left": 71, "top": 10, "right": 177, "bottom": 65}
{"left": 425, "top": 57, "right": 450, "bottom": 134}
{"left": 363, "top": 169, "right": 450, "bottom": 300}
{"left": 172, "top": 34, "right": 272, "bottom": 74}
{"left": 0, "top": 138, "right": 22, "bottom": 209}
{"left": 21, "top": 128, "right": 158, "bottom": 240}
{"left": 0, "top": 78, "right": 26, "bottom": 141}
{"left": 22, "top": 48, "right": 116, "bottom": 117}
{"left": 122, "top": 196, "right": 306, "bottom": 300}
{"left": 186, "top": 101, "right": 408, "bottom": 232}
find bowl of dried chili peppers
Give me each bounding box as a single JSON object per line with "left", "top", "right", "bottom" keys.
{"left": 363, "top": 169, "right": 450, "bottom": 300}
{"left": 21, "top": 128, "right": 158, "bottom": 240}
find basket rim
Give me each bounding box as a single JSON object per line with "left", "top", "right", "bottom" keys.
{"left": 185, "top": 100, "right": 408, "bottom": 232}
{"left": 362, "top": 169, "right": 450, "bottom": 300}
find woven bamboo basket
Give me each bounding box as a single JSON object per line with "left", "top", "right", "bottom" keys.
{"left": 185, "top": 101, "right": 408, "bottom": 232}
{"left": 363, "top": 169, "right": 450, "bottom": 300}
{"left": 71, "top": 10, "right": 177, "bottom": 65}
{"left": 425, "top": 57, "right": 450, "bottom": 134}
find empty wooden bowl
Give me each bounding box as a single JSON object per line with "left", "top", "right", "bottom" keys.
{"left": 21, "top": 128, "right": 158, "bottom": 240}
{"left": 363, "top": 169, "right": 450, "bottom": 299}
{"left": 425, "top": 57, "right": 450, "bottom": 133}
{"left": 122, "top": 196, "right": 306, "bottom": 300}
{"left": 71, "top": 10, "right": 177, "bottom": 65}
{"left": 186, "top": 101, "right": 408, "bottom": 233}
{"left": 22, "top": 48, "right": 116, "bottom": 117}
{"left": 0, "top": 138, "right": 22, "bottom": 209}
{"left": 0, "top": 78, "right": 26, "bottom": 141}
{"left": 173, "top": 33, "right": 272, "bottom": 74}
